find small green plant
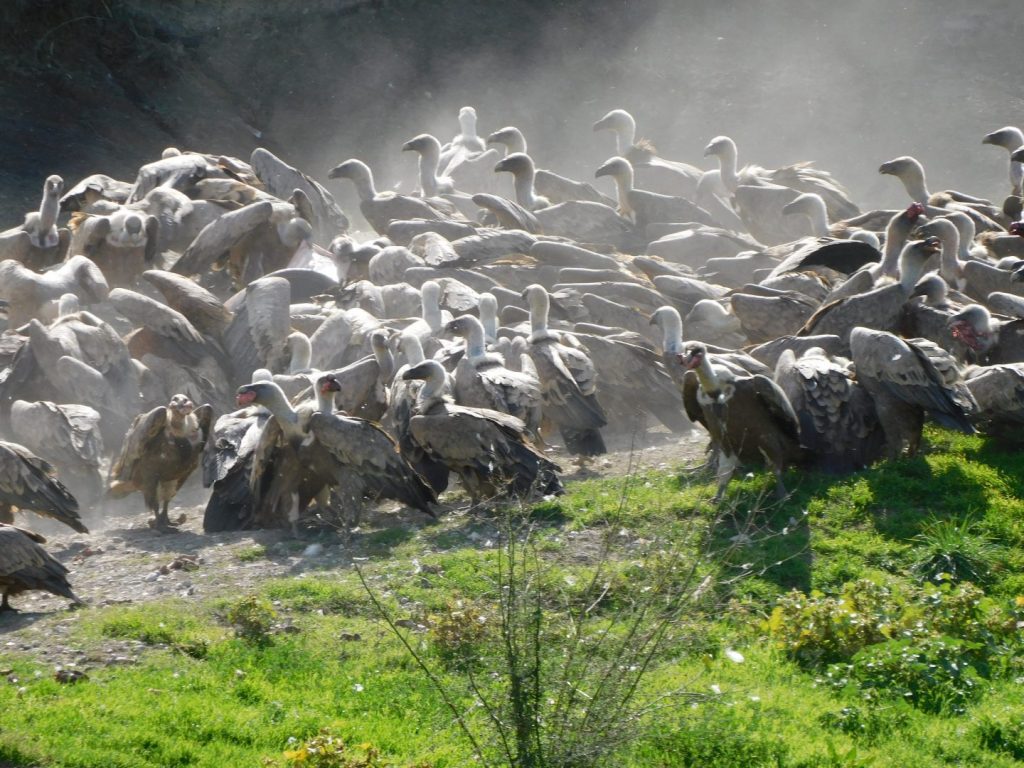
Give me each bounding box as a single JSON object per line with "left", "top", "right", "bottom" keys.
{"left": 824, "top": 635, "right": 983, "bottom": 714}
{"left": 237, "top": 545, "right": 268, "bottom": 562}
{"left": 273, "top": 730, "right": 432, "bottom": 767}
{"left": 225, "top": 595, "right": 277, "bottom": 644}
{"left": 427, "top": 600, "right": 492, "bottom": 669}
{"left": 911, "top": 516, "right": 1001, "bottom": 585}
{"left": 765, "top": 580, "right": 901, "bottom": 667}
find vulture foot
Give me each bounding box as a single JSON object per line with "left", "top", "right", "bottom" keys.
{"left": 0, "top": 594, "right": 17, "bottom": 613}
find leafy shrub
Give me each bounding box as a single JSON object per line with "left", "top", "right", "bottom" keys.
{"left": 824, "top": 636, "right": 983, "bottom": 714}
{"left": 911, "top": 516, "right": 1001, "bottom": 585}
{"left": 765, "top": 580, "right": 902, "bottom": 667}
{"left": 226, "top": 595, "right": 277, "bottom": 644}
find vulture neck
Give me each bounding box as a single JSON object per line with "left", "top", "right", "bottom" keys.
{"left": 415, "top": 364, "right": 447, "bottom": 408}
{"left": 166, "top": 409, "right": 194, "bottom": 438}
{"left": 57, "top": 293, "right": 80, "bottom": 317}
{"left": 401, "top": 334, "right": 425, "bottom": 366}
{"left": 260, "top": 385, "right": 303, "bottom": 438}
{"left": 899, "top": 163, "right": 930, "bottom": 205}
{"left": 479, "top": 294, "right": 498, "bottom": 343}
{"left": 715, "top": 139, "right": 740, "bottom": 193}
{"left": 609, "top": 167, "right": 635, "bottom": 219}
{"left": 461, "top": 317, "right": 502, "bottom": 366}
{"left": 350, "top": 164, "right": 378, "bottom": 202}
{"left": 373, "top": 340, "right": 395, "bottom": 383}
{"left": 315, "top": 386, "right": 334, "bottom": 414}
{"left": 417, "top": 141, "right": 442, "bottom": 198}
{"left": 801, "top": 196, "right": 830, "bottom": 237}
{"left": 693, "top": 355, "right": 731, "bottom": 402}
{"left": 512, "top": 163, "right": 541, "bottom": 210}
{"left": 527, "top": 290, "right": 557, "bottom": 342}
{"left": 898, "top": 248, "right": 929, "bottom": 292}
{"left": 615, "top": 114, "right": 636, "bottom": 155}
{"left": 39, "top": 185, "right": 59, "bottom": 233}
{"left": 288, "top": 334, "right": 312, "bottom": 373}
{"left": 656, "top": 309, "right": 684, "bottom": 355}
{"left": 459, "top": 111, "right": 478, "bottom": 144}
{"left": 421, "top": 283, "right": 444, "bottom": 332}
{"left": 879, "top": 216, "right": 914, "bottom": 279}
{"left": 505, "top": 129, "right": 527, "bottom": 155}
{"left": 934, "top": 224, "right": 964, "bottom": 286}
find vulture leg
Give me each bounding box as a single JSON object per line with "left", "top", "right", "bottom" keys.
{"left": 712, "top": 453, "right": 739, "bottom": 502}
{"left": 0, "top": 504, "right": 12, "bottom": 524}
{"left": 1, "top": 592, "right": 14, "bottom": 612}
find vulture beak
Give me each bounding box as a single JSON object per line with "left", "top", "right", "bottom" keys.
{"left": 327, "top": 162, "right": 352, "bottom": 180}
{"left": 594, "top": 159, "right": 620, "bottom": 179}
{"left": 400, "top": 138, "right": 419, "bottom": 153}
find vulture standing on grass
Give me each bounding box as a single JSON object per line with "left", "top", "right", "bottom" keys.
{"left": 402, "top": 360, "right": 564, "bottom": 503}
{"left": 849, "top": 327, "right": 976, "bottom": 458}
{"left": 107, "top": 394, "right": 213, "bottom": 530}
{"left": 0, "top": 524, "right": 82, "bottom": 612}
{"left": 521, "top": 284, "right": 607, "bottom": 462}
{"left": 680, "top": 342, "right": 804, "bottom": 501}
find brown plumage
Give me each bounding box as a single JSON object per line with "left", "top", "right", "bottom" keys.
{"left": 0, "top": 441, "right": 87, "bottom": 533}
{"left": 849, "top": 328, "right": 976, "bottom": 459}
{"left": 403, "top": 360, "right": 563, "bottom": 503}
{"left": 0, "top": 524, "right": 82, "bottom": 612}
{"left": 107, "top": 395, "right": 213, "bottom": 529}
{"left": 680, "top": 342, "right": 804, "bottom": 500}
{"left": 774, "top": 347, "right": 884, "bottom": 472}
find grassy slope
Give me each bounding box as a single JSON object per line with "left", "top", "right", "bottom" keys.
{"left": 0, "top": 428, "right": 1023, "bottom": 767}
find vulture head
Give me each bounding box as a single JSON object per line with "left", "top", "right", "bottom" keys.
{"left": 983, "top": 127, "right": 1024, "bottom": 150}
{"left": 878, "top": 156, "right": 925, "bottom": 185}
{"left": 678, "top": 342, "right": 708, "bottom": 371}
{"left": 703, "top": 135, "right": 737, "bottom": 160}
{"left": 592, "top": 108, "right": 635, "bottom": 135}
{"left": 486, "top": 126, "right": 526, "bottom": 153}
{"left": 947, "top": 304, "right": 996, "bottom": 354}
{"left": 458, "top": 105, "right": 478, "bottom": 133}
{"left": 1009, "top": 221, "right": 1024, "bottom": 237}
{"left": 401, "top": 134, "right": 442, "bottom": 157}
{"left": 43, "top": 175, "right": 64, "bottom": 198}
{"left": 235, "top": 381, "right": 283, "bottom": 408}
{"left": 594, "top": 156, "right": 632, "bottom": 182}
{"left": 401, "top": 359, "right": 447, "bottom": 388}
{"left": 167, "top": 393, "right": 196, "bottom": 418}
{"left": 1011, "top": 147, "right": 1024, "bottom": 164}
{"left": 317, "top": 372, "right": 342, "bottom": 395}
{"left": 493, "top": 152, "right": 535, "bottom": 178}
{"left": 327, "top": 158, "right": 372, "bottom": 184}
{"left": 910, "top": 272, "right": 948, "bottom": 305}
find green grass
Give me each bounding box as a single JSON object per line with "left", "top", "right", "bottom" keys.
{"left": 1, "top": 427, "right": 1024, "bottom": 766}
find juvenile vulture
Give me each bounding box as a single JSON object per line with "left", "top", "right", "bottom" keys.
{"left": 107, "top": 395, "right": 213, "bottom": 530}
{"left": 680, "top": 342, "right": 804, "bottom": 501}
{"left": 0, "top": 441, "right": 87, "bottom": 533}
{"left": 402, "top": 360, "right": 563, "bottom": 503}
{"left": 0, "top": 524, "right": 82, "bottom": 612}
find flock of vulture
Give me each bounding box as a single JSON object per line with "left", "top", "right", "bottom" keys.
{"left": 2, "top": 105, "right": 1024, "bottom": 612}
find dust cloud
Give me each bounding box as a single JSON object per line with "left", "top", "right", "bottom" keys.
{"left": 0, "top": 0, "right": 1021, "bottom": 226}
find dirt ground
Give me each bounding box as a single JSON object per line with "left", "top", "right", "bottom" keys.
{"left": 0, "top": 428, "right": 709, "bottom": 668}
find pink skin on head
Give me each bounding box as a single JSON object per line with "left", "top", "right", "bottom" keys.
{"left": 236, "top": 390, "right": 257, "bottom": 406}
{"left": 1010, "top": 222, "right": 1024, "bottom": 237}
{"left": 906, "top": 202, "right": 925, "bottom": 220}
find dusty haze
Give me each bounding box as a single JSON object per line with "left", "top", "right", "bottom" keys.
{"left": 0, "top": 0, "right": 1020, "bottom": 232}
